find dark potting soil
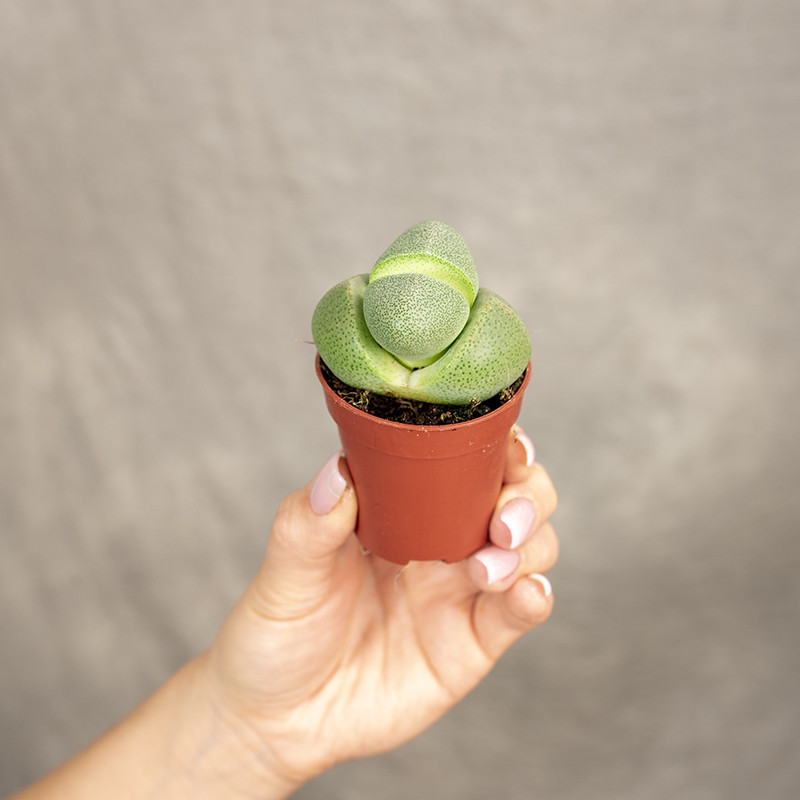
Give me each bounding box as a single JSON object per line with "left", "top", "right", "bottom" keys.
{"left": 319, "top": 359, "right": 525, "bottom": 426}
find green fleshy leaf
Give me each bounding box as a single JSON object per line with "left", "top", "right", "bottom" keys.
{"left": 311, "top": 274, "right": 410, "bottom": 393}
{"left": 406, "top": 290, "right": 531, "bottom": 404}
{"left": 371, "top": 221, "right": 478, "bottom": 304}
{"left": 363, "top": 273, "right": 470, "bottom": 366}
{"left": 312, "top": 222, "right": 532, "bottom": 406}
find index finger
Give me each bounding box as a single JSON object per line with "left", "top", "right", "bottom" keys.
{"left": 504, "top": 425, "right": 536, "bottom": 485}
{"left": 491, "top": 427, "right": 558, "bottom": 550}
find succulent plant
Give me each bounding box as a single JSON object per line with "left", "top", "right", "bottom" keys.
{"left": 312, "top": 221, "right": 531, "bottom": 405}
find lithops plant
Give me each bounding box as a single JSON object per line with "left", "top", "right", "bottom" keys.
{"left": 312, "top": 220, "right": 531, "bottom": 405}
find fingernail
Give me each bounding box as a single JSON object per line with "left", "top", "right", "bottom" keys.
{"left": 514, "top": 427, "right": 535, "bottom": 467}
{"left": 498, "top": 497, "right": 537, "bottom": 549}
{"left": 474, "top": 548, "right": 520, "bottom": 585}
{"left": 310, "top": 452, "right": 347, "bottom": 516}
{"left": 528, "top": 573, "right": 553, "bottom": 598}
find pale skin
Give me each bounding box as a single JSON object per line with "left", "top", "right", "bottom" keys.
{"left": 12, "top": 425, "right": 559, "bottom": 800}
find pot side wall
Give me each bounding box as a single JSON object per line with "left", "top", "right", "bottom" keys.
{"left": 317, "top": 356, "right": 531, "bottom": 564}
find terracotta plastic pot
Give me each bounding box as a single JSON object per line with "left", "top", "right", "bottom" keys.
{"left": 316, "top": 354, "right": 531, "bottom": 565}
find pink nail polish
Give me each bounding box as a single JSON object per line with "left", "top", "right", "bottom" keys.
{"left": 498, "top": 497, "right": 537, "bottom": 549}
{"left": 514, "top": 428, "right": 535, "bottom": 466}
{"left": 528, "top": 573, "right": 553, "bottom": 598}
{"left": 310, "top": 452, "right": 347, "bottom": 515}
{"left": 474, "top": 548, "right": 520, "bottom": 585}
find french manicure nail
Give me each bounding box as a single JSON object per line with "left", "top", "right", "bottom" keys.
{"left": 528, "top": 573, "right": 553, "bottom": 598}
{"left": 499, "top": 497, "right": 537, "bottom": 549}
{"left": 514, "top": 427, "right": 535, "bottom": 467}
{"left": 310, "top": 452, "right": 347, "bottom": 515}
{"left": 474, "top": 548, "right": 520, "bottom": 585}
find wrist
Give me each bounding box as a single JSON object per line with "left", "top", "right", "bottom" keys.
{"left": 11, "top": 656, "right": 302, "bottom": 800}
{"left": 164, "top": 654, "right": 303, "bottom": 800}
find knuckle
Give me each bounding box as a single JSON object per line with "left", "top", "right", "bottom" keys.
{"left": 272, "top": 491, "right": 306, "bottom": 547}
{"left": 531, "top": 463, "right": 558, "bottom": 519}
{"left": 525, "top": 523, "right": 559, "bottom": 573}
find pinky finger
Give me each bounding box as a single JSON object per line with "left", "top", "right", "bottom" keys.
{"left": 472, "top": 573, "right": 554, "bottom": 662}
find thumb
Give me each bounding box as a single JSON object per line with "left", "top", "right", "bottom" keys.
{"left": 252, "top": 452, "right": 358, "bottom": 619}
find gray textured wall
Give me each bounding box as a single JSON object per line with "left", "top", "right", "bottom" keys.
{"left": 1, "top": 2, "right": 798, "bottom": 798}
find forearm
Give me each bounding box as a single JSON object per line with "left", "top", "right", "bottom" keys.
{"left": 10, "top": 655, "right": 300, "bottom": 800}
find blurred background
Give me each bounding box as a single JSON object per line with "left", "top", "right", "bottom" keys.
{"left": 1, "top": 2, "right": 798, "bottom": 798}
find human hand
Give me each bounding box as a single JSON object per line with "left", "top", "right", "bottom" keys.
{"left": 199, "top": 426, "right": 558, "bottom": 796}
